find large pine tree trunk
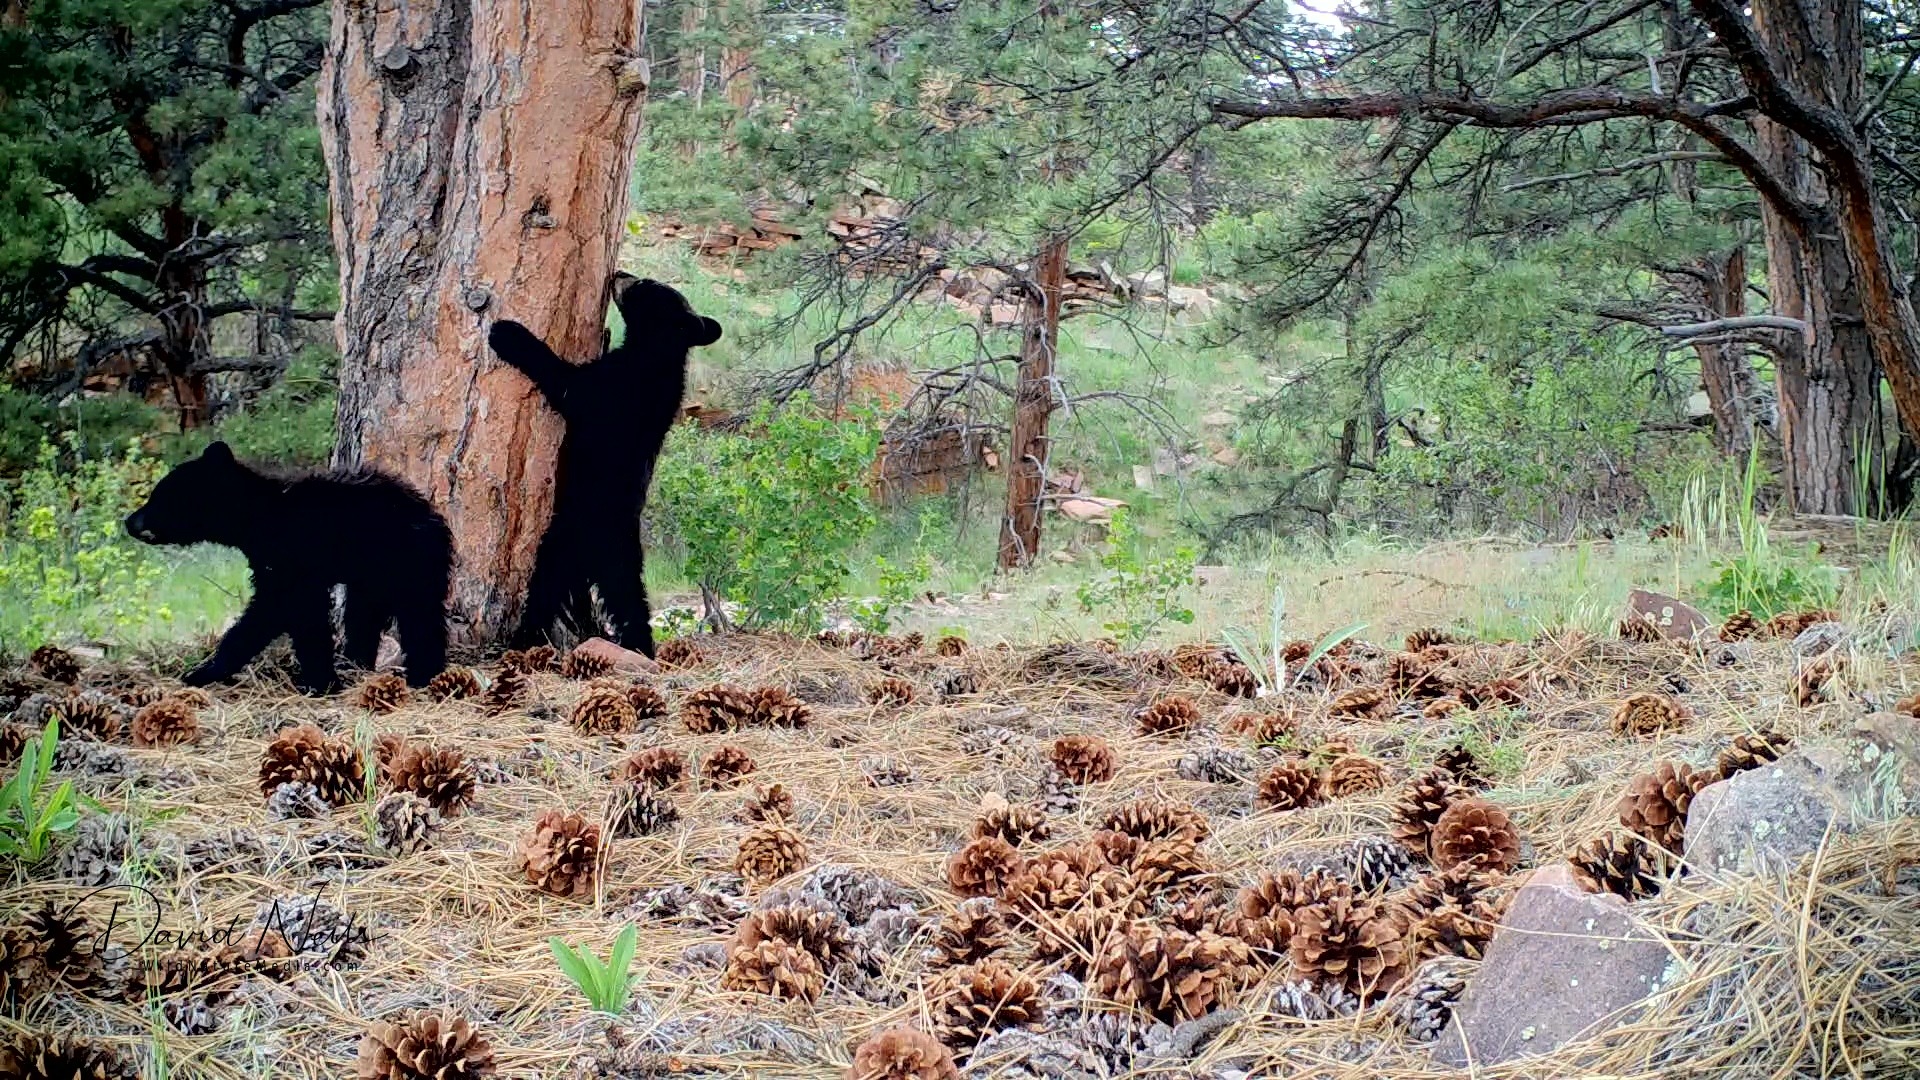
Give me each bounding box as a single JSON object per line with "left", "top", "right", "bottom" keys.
{"left": 997, "top": 234, "right": 1067, "bottom": 569}
{"left": 1688, "top": 247, "right": 1759, "bottom": 460}
{"left": 318, "top": 0, "right": 649, "bottom": 644}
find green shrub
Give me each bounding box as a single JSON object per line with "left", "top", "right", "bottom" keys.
{"left": 652, "top": 394, "right": 881, "bottom": 631}
{"left": 1074, "top": 509, "right": 1198, "bottom": 647}
{"left": 170, "top": 347, "right": 338, "bottom": 467}
{"left": 0, "top": 437, "right": 173, "bottom": 646}
{"left": 0, "top": 387, "right": 161, "bottom": 479}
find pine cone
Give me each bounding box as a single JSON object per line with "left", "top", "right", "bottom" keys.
{"left": 478, "top": 669, "right": 528, "bottom": 715}
{"left": 927, "top": 959, "right": 1043, "bottom": 1051}
{"left": 933, "top": 635, "right": 969, "bottom": 657}
{"left": 1794, "top": 654, "right": 1845, "bottom": 706}
{"left": 267, "top": 780, "right": 331, "bottom": 819}
{"left": 1326, "top": 753, "right": 1391, "bottom": 798}
{"left": 682, "top": 684, "right": 757, "bottom": 733}
{"left": 1611, "top": 692, "right": 1691, "bottom": 738}
{"left": 848, "top": 1027, "right": 960, "bottom": 1080}
{"left": 131, "top": 697, "right": 199, "bottom": 748}
{"left": 258, "top": 725, "right": 365, "bottom": 808}
{"left": 1099, "top": 797, "right": 1209, "bottom": 843}
{"left": 1894, "top": 692, "right": 1920, "bottom": 719}
{"left": 999, "top": 852, "right": 1098, "bottom": 917}
{"left": 1403, "top": 628, "right": 1458, "bottom": 653}
{"left": 622, "top": 681, "right": 670, "bottom": 721}
{"left": 753, "top": 686, "right": 813, "bottom": 728}
{"left": 1433, "top": 744, "right": 1489, "bottom": 789}
{"left": 1429, "top": 797, "right": 1522, "bottom": 873}
{"left": 731, "top": 902, "right": 861, "bottom": 971}
{"left": 514, "top": 810, "right": 602, "bottom": 898}
{"left": 1617, "top": 761, "right": 1713, "bottom": 852}
{"left": 971, "top": 799, "right": 1050, "bottom": 847}
{"left": 927, "top": 900, "right": 1009, "bottom": 967}
{"left": 1389, "top": 769, "right": 1461, "bottom": 857}
{"left": 560, "top": 646, "right": 615, "bottom": 680}
{"left": 607, "top": 781, "right": 680, "bottom": 837}
{"left": 1716, "top": 731, "right": 1793, "bottom": 778}
{"left": 946, "top": 837, "right": 1024, "bottom": 898}
{"left": 736, "top": 823, "right": 811, "bottom": 887}
{"left": 1092, "top": 922, "right": 1248, "bottom": 1023}
{"left": 1226, "top": 869, "right": 1345, "bottom": 961}
{"left": 701, "top": 744, "right": 757, "bottom": 788}
{"left": 1329, "top": 685, "right": 1390, "bottom": 720}
{"left": 1407, "top": 904, "right": 1493, "bottom": 962}
{"left": 1313, "top": 835, "right": 1418, "bottom": 895}
{"left": 1249, "top": 706, "right": 1300, "bottom": 748}
{"left": 570, "top": 684, "right": 639, "bottom": 735}
{"left": 52, "top": 691, "right": 123, "bottom": 741}
{"left": 0, "top": 724, "right": 26, "bottom": 767}
{"left": 1460, "top": 678, "right": 1523, "bottom": 711}
{"left": 654, "top": 638, "right": 703, "bottom": 669}
{"left": 1290, "top": 892, "right": 1408, "bottom": 998}
{"left": 1256, "top": 760, "right": 1325, "bottom": 812}
{"left": 387, "top": 745, "right": 477, "bottom": 817}
{"left": 1029, "top": 906, "right": 1129, "bottom": 977}
{"left": 617, "top": 746, "right": 688, "bottom": 790}
{"left": 372, "top": 793, "right": 442, "bottom": 856}
{"left": 1393, "top": 956, "right": 1471, "bottom": 1042}
{"left": 1206, "top": 659, "right": 1258, "bottom": 698}
{"left": 1385, "top": 653, "right": 1453, "bottom": 700}
{"left": 1124, "top": 837, "right": 1211, "bottom": 900}
{"left": 1718, "top": 610, "right": 1759, "bottom": 642}
{"left": 1176, "top": 744, "right": 1258, "bottom": 783}
{"left": 720, "top": 938, "right": 822, "bottom": 1001}
{"left": 868, "top": 677, "right": 917, "bottom": 706}
{"left": 1423, "top": 696, "right": 1465, "bottom": 720}
{"left": 1170, "top": 642, "right": 1224, "bottom": 678}
{"left": 1567, "top": 831, "right": 1672, "bottom": 901}
{"left": 1398, "top": 861, "right": 1510, "bottom": 921}
{"left": 1617, "top": 615, "right": 1663, "bottom": 643}
{"left": 30, "top": 645, "right": 82, "bottom": 684}
{"left": 862, "top": 756, "right": 915, "bottom": 787}
{"left": 425, "top": 668, "right": 481, "bottom": 702}
{"left": 1766, "top": 609, "right": 1837, "bottom": 638}
{"left": 359, "top": 673, "right": 411, "bottom": 715}
{"left": 742, "top": 783, "right": 795, "bottom": 823}
{"left": 0, "top": 1033, "right": 140, "bottom": 1080}
{"left": 938, "top": 668, "right": 982, "bottom": 700}
{"left": 356, "top": 1012, "right": 496, "bottom": 1080}
{"left": 1047, "top": 735, "right": 1115, "bottom": 784}
{"left": 1135, "top": 695, "right": 1201, "bottom": 737}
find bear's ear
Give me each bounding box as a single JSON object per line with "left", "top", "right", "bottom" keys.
{"left": 202, "top": 441, "right": 236, "bottom": 465}
{"left": 687, "top": 316, "right": 723, "bottom": 347}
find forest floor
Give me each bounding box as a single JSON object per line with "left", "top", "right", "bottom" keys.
{"left": 3, "top": 580, "right": 1917, "bottom": 1079}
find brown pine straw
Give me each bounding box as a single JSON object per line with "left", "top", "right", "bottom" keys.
{"left": 1, "top": 627, "right": 1915, "bottom": 1078}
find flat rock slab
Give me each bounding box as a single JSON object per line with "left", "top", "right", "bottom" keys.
{"left": 1688, "top": 713, "right": 1920, "bottom": 875}
{"left": 575, "top": 636, "right": 659, "bottom": 675}
{"left": 1434, "top": 864, "right": 1671, "bottom": 1066}
{"left": 1622, "top": 589, "right": 1711, "bottom": 641}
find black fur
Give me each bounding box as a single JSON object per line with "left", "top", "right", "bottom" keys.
{"left": 486, "top": 273, "right": 721, "bottom": 657}
{"left": 125, "top": 442, "right": 453, "bottom": 694}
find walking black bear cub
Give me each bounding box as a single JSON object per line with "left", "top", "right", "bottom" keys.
{"left": 487, "top": 272, "right": 721, "bottom": 656}
{"left": 124, "top": 442, "right": 452, "bottom": 694}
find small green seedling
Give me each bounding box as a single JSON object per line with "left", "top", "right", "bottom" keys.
{"left": 549, "top": 923, "right": 640, "bottom": 1014}
{"left": 0, "top": 717, "right": 80, "bottom": 863}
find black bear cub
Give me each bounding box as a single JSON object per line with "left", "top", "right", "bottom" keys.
{"left": 125, "top": 442, "right": 452, "bottom": 694}
{"left": 487, "top": 272, "right": 722, "bottom": 657}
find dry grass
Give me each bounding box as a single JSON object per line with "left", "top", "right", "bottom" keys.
{"left": 3, "top": 594, "right": 1917, "bottom": 1079}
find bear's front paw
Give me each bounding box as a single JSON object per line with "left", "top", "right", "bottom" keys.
{"left": 182, "top": 663, "right": 230, "bottom": 687}
{"left": 487, "top": 320, "right": 537, "bottom": 354}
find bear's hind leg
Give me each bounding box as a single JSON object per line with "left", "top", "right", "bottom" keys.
{"left": 510, "top": 532, "right": 579, "bottom": 649}
{"left": 284, "top": 584, "right": 342, "bottom": 696}
{"left": 394, "top": 594, "right": 448, "bottom": 687}
{"left": 593, "top": 540, "right": 655, "bottom": 659}
{"left": 341, "top": 587, "right": 391, "bottom": 672}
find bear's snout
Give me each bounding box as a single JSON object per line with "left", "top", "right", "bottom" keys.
{"left": 125, "top": 512, "right": 156, "bottom": 543}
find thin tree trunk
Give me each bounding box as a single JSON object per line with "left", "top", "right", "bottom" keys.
{"left": 1690, "top": 247, "right": 1758, "bottom": 460}
{"left": 997, "top": 234, "right": 1067, "bottom": 569}
{"left": 318, "top": 0, "right": 650, "bottom": 645}
{"left": 678, "top": 0, "right": 707, "bottom": 100}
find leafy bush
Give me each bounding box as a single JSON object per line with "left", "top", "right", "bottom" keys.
{"left": 0, "top": 437, "right": 173, "bottom": 646}
{"left": 0, "top": 388, "right": 161, "bottom": 479}
{"left": 1691, "top": 447, "right": 1838, "bottom": 619}
{"left": 1074, "top": 509, "right": 1198, "bottom": 647}
{"left": 850, "top": 508, "right": 940, "bottom": 635}
{"left": 171, "top": 347, "right": 339, "bottom": 467}
{"left": 652, "top": 394, "right": 880, "bottom": 631}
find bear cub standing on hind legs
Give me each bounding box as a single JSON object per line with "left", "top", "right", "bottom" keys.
{"left": 487, "top": 272, "right": 722, "bottom": 657}
{"left": 124, "top": 442, "right": 453, "bottom": 694}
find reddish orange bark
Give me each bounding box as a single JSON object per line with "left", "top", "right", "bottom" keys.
{"left": 318, "top": 0, "right": 650, "bottom": 643}
{"left": 998, "top": 234, "right": 1068, "bottom": 569}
